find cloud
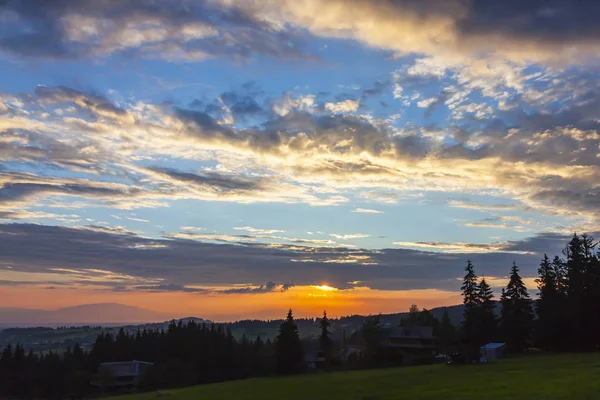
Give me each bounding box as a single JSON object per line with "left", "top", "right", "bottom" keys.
{"left": 392, "top": 240, "right": 533, "bottom": 255}
{"left": 147, "top": 167, "right": 267, "bottom": 194}
{"left": 324, "top": 99, "right": 360, "bottom": 114}
{"left": 233, "top": 226, "right": 285, "bottom": 234}
{"left": 5, "top": 81, "right": 600, "bottom": 224}
{"left": 133, "top": 281, "right": 295, "bottom": 294}
{"left": 133, "top": 283, "right": 209, "bottom": 293}
{"left": 34, "top": 86, "right": 132, "bottom": 123}
{"left": 125, "top": 217, "right": 150, "bottom": 223}
{"left": 352, "top": 208, "right": 383, "bottom": 214}
{"left": 448, "top": 200, "right": 518, "bottom": 211}
{"left": 0, "top": 0, "right": 311, "bottom": 62}
{"left": 233, "top": 0, "right": 600, "bottom": 65}
{"left": 0, "top": 223, "right": 580, "bottom": 293}
{"left": 329, "top": 233, "right": 369, "bottom": 240}
{"left": 220, "top": 281, "right": 295, "bottom": 294}
{"left": 3, "top": 0, "right": 600, "bottom": 68}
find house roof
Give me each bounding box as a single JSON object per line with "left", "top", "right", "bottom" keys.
{"left": 482, "top": 342, "right": 505, "bottom": 349}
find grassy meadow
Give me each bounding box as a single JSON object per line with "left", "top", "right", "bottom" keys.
{"left": 113, "top": 353, "right": 600, "bottom": 400}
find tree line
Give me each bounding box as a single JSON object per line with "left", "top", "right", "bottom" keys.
{"left": 460, "top": 233, "right": 600, "bottom": 357}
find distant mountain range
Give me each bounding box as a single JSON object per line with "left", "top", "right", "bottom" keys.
{"left": 0, "top": 302, "right": 483, "bottom": 329}
{"left": 0, "top": 303, "right": 170, "bottom": 327}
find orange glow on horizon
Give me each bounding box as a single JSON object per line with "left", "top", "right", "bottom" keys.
{"left": 0, "top": 284, "right": 462, "bottom": 322}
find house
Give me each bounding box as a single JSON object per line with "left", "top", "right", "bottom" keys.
{"left": 480, "top": 342, "right": 506, "bottom": 361}
{"left": 340, "top": 345, "right": 364, "bottom": 362}
{"left": 303, "top": 350, "right": 326, "bottom": 371}
{"left": 92, "top": 360, "right": 154, "bottom": 388}
{"left": 340, "top": 345, "right": 364, "bottom": 369}
{"left": 382, "top": 326, "right": 437, "bottom": 364}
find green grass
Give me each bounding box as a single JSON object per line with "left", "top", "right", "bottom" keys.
{"left": 113, "top": 353, "right": 600, "bottom": 400}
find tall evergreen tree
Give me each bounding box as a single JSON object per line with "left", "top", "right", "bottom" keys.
{"left": 564, "top": 234, "right": 598, "bottom": 350}
{"left": 275, "top": 309, "right": 303, "bottom": 374}
{"left": 318, "top": 311, "right": 332, "bottom": 364}
{"left": 500, "top": 262, "right": 533, "bottom": 352}
{"left": 477, "top": 278, "right": 497, "bottom": 345}
{"left": 460, "top": 260, "right": 480, "bottom": 353}
{"left": 535, "top": 254, "right": 566, "bottom": 350}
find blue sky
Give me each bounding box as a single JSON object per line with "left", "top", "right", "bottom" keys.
{"left": 1, "top": 0, "right": 600, "bottom": 319}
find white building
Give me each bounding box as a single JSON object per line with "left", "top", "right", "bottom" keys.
{"left": 480, "top": 342, "right": 506, "bottom": 361}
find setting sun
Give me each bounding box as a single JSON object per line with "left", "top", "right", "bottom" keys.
{"left": 314, "top": 284, "right": 338, "bottom": 292}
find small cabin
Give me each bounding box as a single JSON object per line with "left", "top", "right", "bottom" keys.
{"left": 92, "top": 360, "right": 153, "bottom": 388}
{"left": 480, "top": 342, "right": 506, "bottom": 361}
{"left": 383, "top": 326, "right": 436, "bottom": 364}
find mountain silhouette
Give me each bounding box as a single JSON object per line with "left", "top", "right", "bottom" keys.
{"left": 0, "top": 303, "right": 169, "bottom": 326}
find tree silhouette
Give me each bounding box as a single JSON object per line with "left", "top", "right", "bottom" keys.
{"left": 318, "top": 311, "right": 332, "bottom": 366}
{"left": 477, "top": 277, "right": 497, "bottom": 346}
{"left": 500, "top": 262, "right": 533, "bottom": 352}
{"left": 275, "top": 309, "right": 303, "bottom": 374}
{"left": 460, "top": 260, "right": 480, "bottom": 354}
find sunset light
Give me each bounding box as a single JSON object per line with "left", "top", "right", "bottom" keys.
{"left": 0, "top": 0, "right": 597, "bottom": 328}
{"left": 314, "top": 285, "right": 338, "bottom": 292}
{"left": 1, "top": 1, "right": 600, "bottom": 398}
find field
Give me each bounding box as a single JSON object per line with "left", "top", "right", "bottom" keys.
{"left": 112, "top": 353, "right": 600, "bottom": 400}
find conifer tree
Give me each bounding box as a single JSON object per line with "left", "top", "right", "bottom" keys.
{"left": 318, "top": 311, "right": 332, "bottom": 364}
{"left": 460, "top": 260, "right": 480, "bottom": 352}
{"left": 564, "top": 234, "right": 600, "bottom": 350}
{"left": 275, "top": 309, "right": 303, "bottom": 374}
{"left": 477, "top": 277, "right": 497, "bottom": 345}
{"left": 500, "top": 262, "right": 533, "bottom": 352}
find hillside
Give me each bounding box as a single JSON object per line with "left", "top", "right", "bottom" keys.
{"left": 112, "top": 353, "right": 600, "bottom": 400}
{"left": 0, "top": 303, "right": 169, "bottom": 327}
{"left": 0, "top": 303, "right": 467, "bottom": 353}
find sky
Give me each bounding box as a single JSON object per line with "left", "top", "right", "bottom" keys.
{"left": 1, "top": 0, "right": 600, "bottom": 321}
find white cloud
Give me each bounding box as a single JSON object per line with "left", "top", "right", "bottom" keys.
{"left": 352, "top": 208, "right": 383, "bottom": 214}
{"left": 126, "top": 217, "right": 150, "bottom": 223}
{"left": 329, "top": 233, "right": 369, "bottom": 240}
{"left": 325, "top": 99, "right": 360, "bottom": 114}
{"left": 233, "top": 226, "right": 285, "bottom": 234}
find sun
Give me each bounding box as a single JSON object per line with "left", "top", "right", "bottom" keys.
{"left": 314, "top": 284, "right": 337, "bottom": 292}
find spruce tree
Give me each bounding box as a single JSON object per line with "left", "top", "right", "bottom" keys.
{"left": 275, "top": 309, "right": 303, "bottom": 374}
{"left": 460, "top": 260, "right": 480, "bottom": 353}
{"left": 500, "top": 262, "right": 533, "bottom": 352}
{"left": 564, "top": 234, "right": 598, "bottom": 350}
{"left": 477, "top": 277, "right": 497, "bottom": 346}
{"left": 535, "top": 254, "right": 561, "bottom": 350}
{"left": 318, "top": 311, "right": 332, "bottom": 364}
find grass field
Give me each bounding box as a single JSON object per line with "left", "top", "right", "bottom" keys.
{"left": 113, "top": 353, "right": 600, "bottom": 400}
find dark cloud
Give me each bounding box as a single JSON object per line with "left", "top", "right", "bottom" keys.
{"left": 230, "top": 97, "right": 264, "bottom": 117}
{"left": 147, "top": 167, "right": 268, "bottom": 194}
{"left": 0, "top": 178, "right": 143, "bottom": 210}
{"left": 3, "top": 0, "right": 600, "bottom": 64}
{"left": 133, "top": 284, "right": 209, "bottom": 293}
{"left": 0, "top": 0, "right": 311, "bottom": 61}
{"left": 361, "top": 81, "right": 388, "bottom": 99}
{"left": 34, "top": 86, "right": 129, "bottom": 120}
{"left": 456, "top": 0, "right": 600, "bottom": 49}
{"left": 174, "top": 108, "right": 236, "bottom": 139}
{"left": 0, "top": 223, "right": 588, "bottom": 293}
{"left": 220, "top": 281, "right": 294, "bottom": 294}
